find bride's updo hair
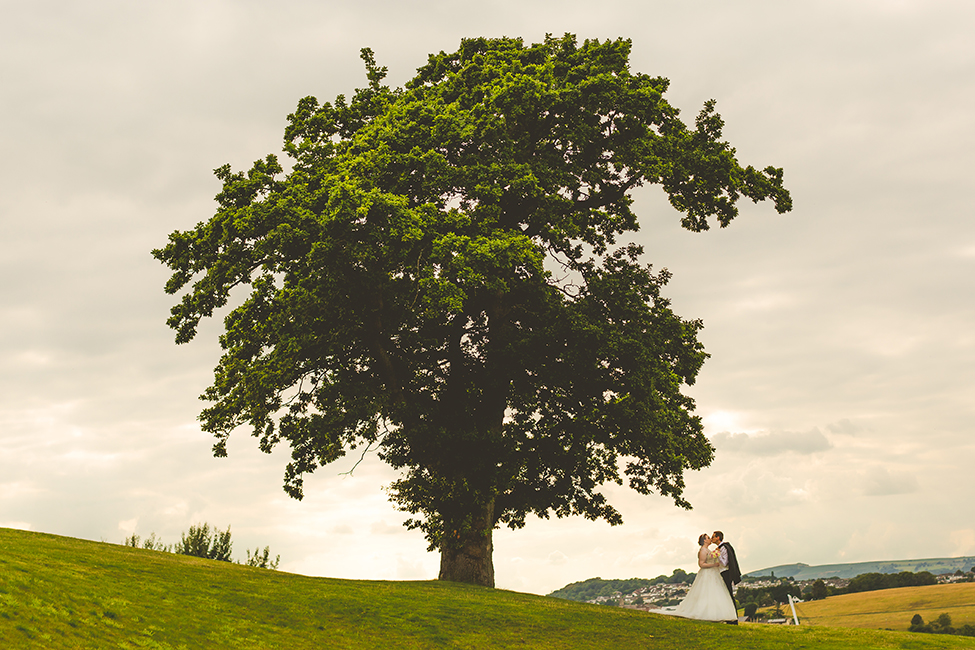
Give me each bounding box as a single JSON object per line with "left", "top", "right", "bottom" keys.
{"left": 698, "top": 533, "right": 709, "bottom": 546}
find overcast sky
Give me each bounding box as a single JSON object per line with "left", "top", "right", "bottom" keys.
{"left": 2, "top": 0, "right": 973, "bottom": 596}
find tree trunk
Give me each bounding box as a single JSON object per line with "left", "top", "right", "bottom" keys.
{"left": 438, "top": 498, "right": 495, "bottom": 587}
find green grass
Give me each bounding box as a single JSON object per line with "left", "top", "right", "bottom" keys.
{"left": 2, "top": 528, "right": 974, "bottom": 649}
{"left": 792, "top": 583, "right": 975, "bottom": 631}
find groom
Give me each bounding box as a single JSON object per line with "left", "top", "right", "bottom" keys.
{"left": 713, "top": 531, "right": 741, "bottom": 624}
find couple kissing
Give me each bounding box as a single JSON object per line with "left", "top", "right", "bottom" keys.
{"left": 672, "top": 531, "right": 742, "bottom": 624}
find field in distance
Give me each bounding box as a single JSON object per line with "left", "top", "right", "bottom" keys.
{"left": 3, "top": 527, "right": 975, "bottom": 649}
{"left": 793, "top": 582, "right": 975, "bottom": 632}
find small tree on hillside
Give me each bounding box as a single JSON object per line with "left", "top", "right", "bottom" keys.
{"left": 743, "top": 602, "right": 759, "bottom": 619}
{"left": 909, "top": 614, "right": 931, "bottom": 633}
{"left": 936, "top": 613, "right": 954, "bottom": 634}
{"left": 810, "top": 579, "right": 827, "bottom": 600}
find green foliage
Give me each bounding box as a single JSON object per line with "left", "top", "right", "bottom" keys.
{"left": 737, "top": 578, "right": 802, "bottom": 608}
{"left": 175, "top": 523, "right": 233, "bottom": 562}
{"left": 122, "top": 524, "right": 280, "bottom": 569}
{"left": 846, "top": 571, "right": 938, "bottom": 594}
{"left": 548, "top": 571, "right": 694, "bottom": 602}
{"left": 909, "top": 612, "right": 975, "bottom": 636}
{"left": 123, "top": 532, "right": 172, "bottom": 552}
{"left": 244, "top": 546, "right": 281, "bottom": 570}
{"left": 744, "top": 602, "right": 759, "bottom": 618}
{"left": 811, "top": 579, "right": 828, "bottom": 601}
{"left": 153, "top": 34, "right": 790, "bottom": 583}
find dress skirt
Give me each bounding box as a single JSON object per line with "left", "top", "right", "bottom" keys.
{"left": 671, "top": 567, "right": 737, "bottom": 621}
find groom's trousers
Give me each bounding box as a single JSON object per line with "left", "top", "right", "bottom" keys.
{"left": 721, "top": 571, "right": 739, "bottom": 624}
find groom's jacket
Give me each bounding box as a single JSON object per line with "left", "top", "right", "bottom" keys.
{"left": 718, "top": 542, "right": 742, "bottom": 585}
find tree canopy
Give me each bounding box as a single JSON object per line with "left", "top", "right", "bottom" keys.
{"left": 153, "top": 34, "right": 791, "bottom": 587}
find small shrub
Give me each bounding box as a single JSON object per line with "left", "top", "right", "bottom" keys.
{"left": 175, "top": 523, "right": 233, "bottom": 561}
{"left": 243, "top": 546, "right": 280, "bottom": 570}
{"left": 141, "top": 532, "right": 171, "bottom": 552}
{"left": 120, "top": 524, "right": 276, "bottom": 566}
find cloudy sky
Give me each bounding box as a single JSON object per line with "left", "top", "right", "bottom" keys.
{"left": 2, "top": 0, "right": 973, "bottom": 596}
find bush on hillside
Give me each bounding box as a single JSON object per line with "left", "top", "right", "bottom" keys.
{"left": 120, "top": 523, "right": 280, "bottom": 568}
{"left": 122, "top": 532, "right": 172, "bottom": 553}
{"left": 245, "top": 546, "right": 281, "bottom": 570}
{"left": 176, "top": 523, "right": 233, "bottom": 561}
{"left": 909, "top": 613, "right": 975, "bottom": 637}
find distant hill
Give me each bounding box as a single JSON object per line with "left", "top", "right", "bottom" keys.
{"left": 745, "top": 557, "right": 975, "bottom": 581}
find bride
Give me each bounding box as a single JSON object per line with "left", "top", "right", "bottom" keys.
{"left": 672, "top": 533, "right": 738, "bottom": 622}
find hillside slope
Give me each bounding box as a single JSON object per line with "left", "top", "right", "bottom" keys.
{"left": 2, "top": 527, "right": 973, "bottom": 649}
{"left": 793, "top": 583, "right": 975, "bottom": 632}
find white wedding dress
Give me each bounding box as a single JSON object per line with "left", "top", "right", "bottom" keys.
{"left": 672, "top": 545, "right": 737, "bottom": 621}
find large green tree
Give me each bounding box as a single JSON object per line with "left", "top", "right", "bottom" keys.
{"left": 154, "top": 35, "right": 791, "bottom": 587}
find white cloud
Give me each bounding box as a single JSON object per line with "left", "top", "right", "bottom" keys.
{"left": 370, "top": 521, "right": 408, "bottom": 535}
{"left": 118, "top": 518, "right": 139, "bottom": 536}
{"left": 949, "top": 530, "right": 975, "bottom": 557}
{"left": 711, "top": 429, "right": 832, "bottom": 456}
{"left": 547, "top": 551, "right": 569, "bottom": 566}
{"left": 396, "top": 555, "right": 429, "bottom": 579}
{"left": 826, "top": 419, "right": 863, "bottom": 436}
{"left": 861, "top": 467, "right": 920, "bottom": 497}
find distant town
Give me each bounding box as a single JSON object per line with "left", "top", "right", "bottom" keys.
{"left": 581, "top": 572, "right": 973, "bottom": 615}
{"left": 548, "top": 555, "right": 975, "bottom": 622}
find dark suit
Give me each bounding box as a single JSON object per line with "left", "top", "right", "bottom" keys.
{"left": 718, "top": 541, "right": 742, "bottom": 622}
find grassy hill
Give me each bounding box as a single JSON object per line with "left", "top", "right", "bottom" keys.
{"left": 3, "top": 527, "right": 974, "bottom": 649}
{"left": 747, "top": 557, "right": 975, "bottom": 580}
{"left": 792, "top": 583, "right": 975, "bottom": 632}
